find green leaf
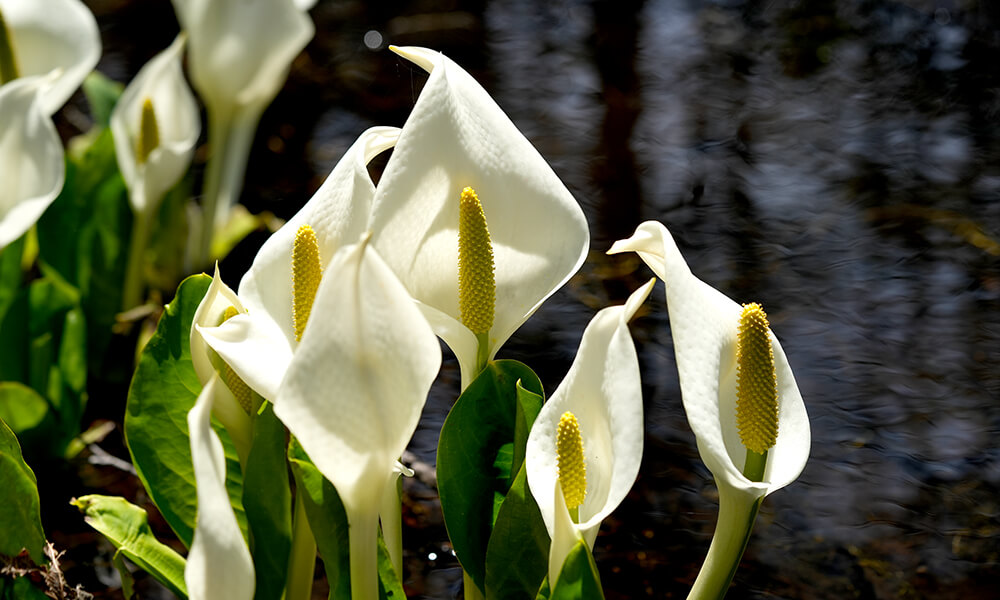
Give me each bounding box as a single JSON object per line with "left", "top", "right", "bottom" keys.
{"left": 243, "top": 402, "right": 292, "bottom": 600}
{"left": 72, "top": 495, "right": 187, "bottom": 598}
{"left": 288, "top": 441, "right": 404, "bottom": 600}
{"left": 0, "top": 274, "right": 87, "bottom": 458}
{"left": 0, "top": 418, "right": 46, "bottom": 563}
{"left": 485, "top": 464, "right": 549, "bottom": 600}
{"left": 0, "top": 382, "right": 50, "bottom": 435}
{"left": 436, "top": 360, "right": 545, "bottom": 593}
{"left": 81, "top": 71, "right": 124, "bottom": 129}
{"left": 38, "top": 126, "right": 131, "bottom": 379}
{"left": 124, "top": 274, "right": 246, "bottom": 547}
{"left": 548, "top": 541, "right": 605, "bottom": 600}
{"left": 0, "top": 234, "right": 24, "bottom": 320}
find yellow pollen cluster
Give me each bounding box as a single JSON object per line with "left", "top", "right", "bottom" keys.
{"left": 292, "top": 224, "right": 323, "bottom": 342}
{"left": 136, "top": 97, "right": 160, "bottom": 165}
{"left": 556, "top": 411, "right": 587, "bottom": 511}
{"left": 220, "top": 306, "right": 253, "bottom": 414}
{"left": 458, "top": 187, "right": 496, "bottom": 335}
{"left": 0, "top": 7, "right": 19, "bottom": 84}
{"left": 736, "top": 302, "right": 779, "bottom": 454}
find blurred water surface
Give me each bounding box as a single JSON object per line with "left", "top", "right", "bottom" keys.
{"left": 80, "top": 0, "right": 1000, "bottom": 598}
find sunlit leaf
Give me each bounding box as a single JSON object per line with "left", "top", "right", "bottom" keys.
{"left": 72, "top": 494, "right": 187, "bottom": 598}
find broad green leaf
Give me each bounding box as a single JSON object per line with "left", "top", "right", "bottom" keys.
{"left": 0, "top": 382, "right": 49, "bottom": 435}
{"left": 288, "top": 441, "right": 404, "bottom": 600}
{"left": 436, "top": 360, "right": 545, "bottom": 593}
{"left": 72, "top": 494, "right": 187, "bottom": 598}
{"left": 485, "top": 464, "right": 549, "bottom": 600}
{"left": 548, "top": 540, "right": 605, "bottom": 600}
{"left": 38, "top": 127, "right": 130, "bottom": 379}
{"left": 0, "top": 418, "right": 46, "bottom": 564}
{"left": 124, "top": 274, "right": 246, "bottom": 547}
{"left": 243, "top": 402, "right": 292, "bottom": 600}
{"left": 0, "top": 275, "right": 87, "bottom": 458}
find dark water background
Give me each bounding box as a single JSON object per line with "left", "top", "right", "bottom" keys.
{"left": 44, "top": 0, "right": 1000, "bottom": 598}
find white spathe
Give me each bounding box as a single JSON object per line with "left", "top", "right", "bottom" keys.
{"left": 525, "top": 279, "right": 654, "bottom": 584}
{"left": 111, "top": 34, "right": 199, "bottom": 214}
{"left": 369, "top": 46, "right": 590, "bottom": 389}
{"left": 0, "top": 75, "right": 64, "bottom": 249}
{"left": 171, "top": 0, "right": 312, "bottom": 115}
{"left": 185, "top": 375, "right": 255, "bottom": 600}
{"left": 0, "top": 0, "right": 100, "bottom": 114}
{"left": 274, "top": 234, "right": 440, "bottom": 600}
{"left": 608, "top": 221, "right": 810, "bottom": 497}
{"left": 189, "top": 266, "right": 252, "bottom": 465}
{"left": 197, "top": 127, "right": 400, "bottom": 402}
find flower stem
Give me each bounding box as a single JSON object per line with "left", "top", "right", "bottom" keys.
{"left": 122, "top": 196, "right": 154, "bottom": 311}
{"left": 285, "top": 491, "right": 317, "bottom": 600}
{"left": 348, "top": 506, "right": 380, "bottom": 600}
{"left": 196, "top": 105, "right": 259, "bottom": 269}
{"left": 474, "top": 331, "right": 490, "bottom": 374}
{"left": 686, "top": 484, "right": 763, "bottom": 600}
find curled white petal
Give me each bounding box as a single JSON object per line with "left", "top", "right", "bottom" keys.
{"left": 185, "top": 375, "right": 254, "bottom": 600}
{"left": 0, "top": 0, "right": 100, "bottom": 114}
{"left": 190, "top": 264, "right": 244, "bottom": 387}
{"left": 0, "top": 75, "right": 64, "bottom": 250}
{"left": 608, "top": 221, "right": 810, "bottom": 496}
{"left": 111, "top": 33, "right": 200, "bottom": 212}
{"left": 370, "top": 46, "right": 589, "bottom": 387}
{"left": 201, "top": 127, "right": 399, "bottom": 401}
{"left": 526, "top": 279, "right": 654, "bottom": 544}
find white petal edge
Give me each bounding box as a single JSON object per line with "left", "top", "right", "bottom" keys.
{"left": 0, "top": 0, "right": 100, "bottom": 114}
{"left": 526, "top": 278, "right": 654, "bottom": 542}
{"left": 0, "top": 75, "right": 65, "bottom": 250}
{"left": 185, "top": 374, "right": 254, "bottom": 600}
{"left": 202, "top": 127, "right": 400, "bottom": 401}
{"left": 608, "top": 221, "right": 810, "bottom": 496}
{"left": 371, "top": 46, "right": 589, "bottom": 383}
{"left": 190, "top": 264, "right": 244, "bottom": 387}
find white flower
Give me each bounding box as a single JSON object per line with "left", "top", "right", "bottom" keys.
{"left": 0, "top": 0, "right": 100, "bottom": 249}
{"left": 111, "top": 34, "right": 199, "bottom": 214}
{"left": 197, "top": 127, "right": 400, "bottom": 401}
{"left": 369, "top": 46, "right": 590, "bottom": 389}
{"left": 0, "top": 75, "right": 63, "bottom": 249}
{"left": 0, "top": 0, "right": 100, "bottom": 114}
{"left": 170, "top": 0, "right": 313, "bottom": 244}
{"left": 274, "top": 234, "right": 441, "bottom": 600}
{"left": 184, "top": 375, "right": 255, "bottom": 600}
{"left": 609, "top": 221, "right": 810, "bottom": 598}
{"left": 525, "top": 279, "right": 654, "bottom": 585}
